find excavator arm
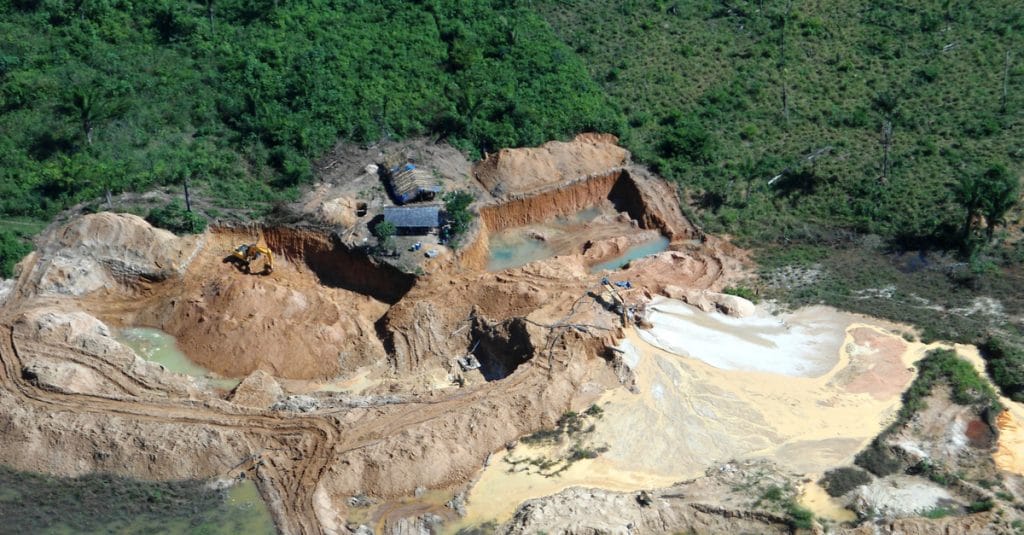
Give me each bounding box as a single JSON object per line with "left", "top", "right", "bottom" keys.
{"left": 231, "top": 244, "right": 274, "bottom": 275}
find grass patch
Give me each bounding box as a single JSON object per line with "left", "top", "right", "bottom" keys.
{"left": 0, "top": 465, "right": 273, "bottom": 534}
{"left": 980, "top": 337, "right": 1024, "bottom": 403}
{"left": 922, "top": 505, "right": 957, "bottom": 519}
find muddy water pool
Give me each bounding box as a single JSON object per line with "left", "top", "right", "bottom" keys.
{"left": 117, "top": 327, "right": 240, "bottom": 389}
{"left": 589, "top": 235, "right": 670, "bottom": 272}
{"left": 484, "top": 199, "right": 669, "bottom": 272}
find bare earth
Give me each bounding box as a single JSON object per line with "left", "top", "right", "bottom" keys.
{"left": 1, "top": 135, "right": 1020, "bottom": 535}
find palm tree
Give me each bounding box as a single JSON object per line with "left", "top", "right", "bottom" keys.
{"left": 979, "top": 165, "right": 1020, "bottom": 241}
{"left": 70, "top": 88, "right": 97, "bottom": 146}
{"left": 952, "top": 173, "right": 983, "bottom": 253}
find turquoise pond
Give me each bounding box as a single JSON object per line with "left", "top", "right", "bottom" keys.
{"left": 589, "top": 236, "right": 671, "bottom": 273}
{"left": 116, "top": 327, "right": 240, "bottom": 389}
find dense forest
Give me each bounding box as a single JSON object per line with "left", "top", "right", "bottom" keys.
{"left": 0, "top": 0, "right": 619, "bottom": 221}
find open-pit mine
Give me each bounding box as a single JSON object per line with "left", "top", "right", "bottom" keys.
{"left": 2, "top": 135, "right": 1022, "bottom": 534}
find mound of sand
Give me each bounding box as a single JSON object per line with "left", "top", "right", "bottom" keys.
{"left": 34, "top": 213, "right": 199, "bottom": 296}
{"left": 474, "top": 133, "right": 629, "bottom": 197}
{"left": 161, "top": 271, "right": 388, "bottom": 381}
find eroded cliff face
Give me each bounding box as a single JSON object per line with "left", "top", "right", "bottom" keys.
{"left": 460, "top": 168, "right": 697, "bottom": 270}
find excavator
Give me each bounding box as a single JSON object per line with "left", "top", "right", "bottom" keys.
{"left": 230, "top": 243, "right": 274, "bottom": 275}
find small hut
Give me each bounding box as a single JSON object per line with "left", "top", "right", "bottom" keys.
{"left": 380, "top": 160, "right": 441, "bottom": 205}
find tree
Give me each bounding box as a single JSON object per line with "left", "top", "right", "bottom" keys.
{"left": 0, "top": 229, "right": 32, "bottom": 278}
{"left": 443, "top": 190, "right": 475, "bottom": 239}
{"left": 978, "top": 164, "right": 1019, "bottom": 241}
{"left": 952, "top": 164, "right": 1020, "bottom": 253}
{"left": 372, "top": 220, "right": 396, "bottom": 251}
{"left": 952, "top": 173, "right": 985, "bottom": 254}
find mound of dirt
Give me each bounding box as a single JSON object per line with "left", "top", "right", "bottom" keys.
{"left": 159, "top": 268, "right": 388, "bottom": 381}
{"left": 33, "top": 213, "right": 199, "bottom": 296}
{"left": 474, "top": 133, "right": 629, "bottom": 197}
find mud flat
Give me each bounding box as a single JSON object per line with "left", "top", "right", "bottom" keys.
{"left": 457, "top": 304, "right": 932, "bottom": 527}
{"left": 637, "top": 298, "right": 855, "bottom": 377}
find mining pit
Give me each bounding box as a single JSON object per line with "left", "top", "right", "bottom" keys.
{"left": 1, "top": 134, "right": 1021, "bottom": 534}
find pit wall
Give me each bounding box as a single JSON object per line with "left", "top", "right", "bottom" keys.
{"left": 215, "top": 225, "right": 416, "bottom": 304}
{"left": 458, "top": 168, "right": 695, "bottom": 270}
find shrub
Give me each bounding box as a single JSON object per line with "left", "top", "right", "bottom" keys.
{"left": 723, "top": 286, "right": 758, "bottom": 303}
{"left": 372, "top": 220, "right": 396, "bottom": 242}
{"left": 372, "top": 220, "right": 396, "bottom": 252}
{"left": 980, "top": 337, "right": 1024, "bottom": 402}
{"left": 854, "top": 439, "right": 903, "bottom": 477}
{"left": 786, "top": 502, "right": 814, "bottom": 530}
{"left": 967, "top": 498, "right": 994, "bottom": 513}
{"left": 0, "top": 229, "right": 33, "bottom": 278}
{"left": 819, "top": 467, "right": 872, "bottom": 497}
{"left": 146, "top": 200, "right": 206, "bottom": 235}
{"left": 443, "top": 190, "right": 475, "bottom": 242}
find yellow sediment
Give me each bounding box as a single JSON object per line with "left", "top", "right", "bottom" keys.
{"left": 994, "top": 406, "right": 1024, "bottom": 475}
{"left": 455, "top": 307, "right": 941, "bottom": 529}
{"left": 799, "top": 479, "right": 857, "bottom": 522}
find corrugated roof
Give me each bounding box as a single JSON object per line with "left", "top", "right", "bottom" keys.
{"left": 384, "top": 205, "right": 442, "bottom": 228}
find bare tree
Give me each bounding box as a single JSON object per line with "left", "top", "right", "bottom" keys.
{"left": 1002, "top": 50, "right": 1012, "bottom": 114}
{"left": 779, "top": 0, "right": 793, "bottom": 123}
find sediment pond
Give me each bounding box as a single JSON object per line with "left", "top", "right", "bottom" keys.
{"left": 117, "top": 327, "right": 240, "bottom": 389}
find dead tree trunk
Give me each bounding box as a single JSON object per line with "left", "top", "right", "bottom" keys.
{"left": 779, "top": 0, "right": 793, "bottom": 123}
{"left": 1002, "top": 50, "right": 1012, "bottom": 114}
{"left": 880, "top": 120, "right": 892, "bottom": 183}
{"left": 184, "top": 176, "right": 192, "bottom": 212}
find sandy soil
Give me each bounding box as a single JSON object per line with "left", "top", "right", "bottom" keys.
{"left": 4, "top": 133, "right": 1015, "bottom": 535}
{"left": 474, "top": 133, "right": 629, "bottom": 197}
{"left": 457, "top": 311, "right": 932, "bottom": 526}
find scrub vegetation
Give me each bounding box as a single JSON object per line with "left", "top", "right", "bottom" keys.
{"left": 0, "top": 466, "right": 273, "bottom": 534}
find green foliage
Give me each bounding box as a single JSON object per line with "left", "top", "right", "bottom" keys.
{"left": 854, "top": 439, "right": 904, "bottom": 477}
{"left": 0, "top": 465, "right": 273, "bottom": 534}
{"left": 922, "top": 505, "right": 957, "bottom": 519}
{"left": 856, "top": 348, "right": 1002, "bottom": 476}
{"left": 0, "top": 0, "right": 620, "bottom": 220}
{"left": 967, "top": 498, "right": 995, "bottom": 513}
{"left": 147, "top": 200, "right": 207, "bottom": 235}
{"left": 819, "top": 467, "right": 872, "bottom": 497}
{"left": 536, "top": 0, "right": 1023, "bottom": 243}
{"left": 954, "top": 164, "right": 1021, "bottom": 254}
{"left": 761, "top": 485, "right": 784, "bottom": 502}
{"left": 786, "top": 502, "right": 815, "bottom": 530}
{"left": 443, "top": 189, "right": 476, "bottom": 241}
{"left": 372, "top": 220, "right": 396, "bottom": 242}
{"left": 372, "top": 219, "right": 397, "bottom": 252}
{"left": 898, "top": 349, "right": 1002, "bottom": 422}
{"left": 722, "top": 286, "right": 758, "bottom": 303}
{"left": 0, "top": 228, "right": 33, "bottom": 278}
{"left": 980, "top": 337, "right": 1024, "bottom": 402}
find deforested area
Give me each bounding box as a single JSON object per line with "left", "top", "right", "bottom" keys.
{"left": 0, "top": 1, "right": 1022, "bottom": 534}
